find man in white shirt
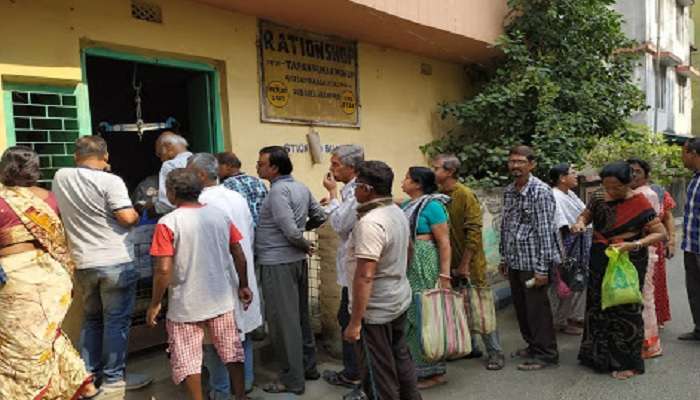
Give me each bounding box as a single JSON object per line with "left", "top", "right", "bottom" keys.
{"left": 188, "top": 153, "right": 262, "bottom": 399}
{"left": 154, "top": 131, "right": 192, "bottom": 214}
{"left": 52, "top": 136, "right": 151, "bottom": 392}
{"left": 319, "top": 145, "right": 364, "bottom": 391}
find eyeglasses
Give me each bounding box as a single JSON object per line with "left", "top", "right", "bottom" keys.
{"left": 356, "top": 182, "right": 374, "bottom": 192}
{"left": 507, "top": 159, "right": 529, "bottom": 166}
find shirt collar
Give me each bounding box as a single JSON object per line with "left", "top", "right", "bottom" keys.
{"left": 271, "top": 175, "right": 293, "bottom": 185}
{"left": 341, "top": 178, "right": 357, "bottom": 197}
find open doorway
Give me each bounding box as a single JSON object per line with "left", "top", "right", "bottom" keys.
{"left": 84, "top": 53, "right": 219, "bottom": 191}
{"left": 83, "top": 50, "right": 222, "bottom": 350}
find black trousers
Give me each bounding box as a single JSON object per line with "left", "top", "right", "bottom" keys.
{"left": 355, "top": 312, "right": 422, "bottom": 400}
{"left": 338, "top": 287, "right": 360, "bottom": 380}
{"left": 684, "top": 252, "right": 700, "bottom": 332}
{"left": 508, "top": 269, "right": 559, "bottom": 364}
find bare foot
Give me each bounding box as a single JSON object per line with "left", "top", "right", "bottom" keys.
{"left": 611, "top": 370, "right": 637, "bottom": 380}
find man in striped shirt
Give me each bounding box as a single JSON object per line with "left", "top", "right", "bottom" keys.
{"left": 680, "top": 138, "right": 700, "bottom": 341}
{"left": 499, "top": 145, "right": 560, "bottom": 370}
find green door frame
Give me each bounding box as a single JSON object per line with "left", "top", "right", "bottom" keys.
{"left": 80, "top": 47, "right": 225, "bottom": 152}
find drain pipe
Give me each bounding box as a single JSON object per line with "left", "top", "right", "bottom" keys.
{"left": 653, "top": 0, "right": 662, "bottom": 134}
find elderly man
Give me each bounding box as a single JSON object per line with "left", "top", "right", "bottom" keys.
{"left": 319, "top": 145, "right": 364, "bottom": 392}
{"left": 146, "top": 168, "right": 250, "bottom": 400}
{"left": 52, "top": 136, "right": 152, "bottom": 392}
{"left": 499, "top": 145, "right": 559, "bottom": 371}
{"left": 431, "top": 153, "right": 505, "bottom": 370}
{"left": 155, "top": 132, "right": 192, "bottom": 214}
{"left": 256, "top": 146, "right": 326, "bottom": 395}
{"left": 216, "top": 151, "right": 268, "bottom": 227}
{"left": 343, "top": 161, "right": 420, "bottom": 400}
{"left": 187, "top": 153, "right": 261, "bottom": 398}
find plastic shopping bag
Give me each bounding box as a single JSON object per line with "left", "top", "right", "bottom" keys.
{"left": 601, "top": 246, "right": 643, "bottom": 310}
{"left": 416, "top": 288, "right": 472, "bottom": 362}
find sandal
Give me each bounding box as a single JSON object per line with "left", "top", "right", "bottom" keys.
{"left": 510, "top": 347, "right": 531, "bottom": 359}
{"left": 322, "top": 370, "right": 361, "bottom": 389}
{"left": 262, "top": 381, "right": 304, "bottom": 395}
{"left": 516, "top": 359, "right": 557, "bottom": 371}
{"left": 486, "top": 353, "right": 505, "bottom": 370}
{"left": 416, "top": 375, "right": 447, "bottom": 390}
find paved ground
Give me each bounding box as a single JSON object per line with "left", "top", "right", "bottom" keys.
{"left": 115, "top": 241, "right": 700, "bottom": 400}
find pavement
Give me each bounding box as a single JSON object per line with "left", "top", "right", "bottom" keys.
{"left": 112, "top": 241, "right": 700, "bottom": 400}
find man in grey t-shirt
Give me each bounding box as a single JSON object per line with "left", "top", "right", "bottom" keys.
{"left": 343, "top": 161, "right": 419, "bottom": 400}
{"left": 52, "top": 136, "right": 151, "bottom": 392}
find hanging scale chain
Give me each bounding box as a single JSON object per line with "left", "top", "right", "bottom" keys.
{"left": 133, "top": 66, "right": 145, "bottom": 141}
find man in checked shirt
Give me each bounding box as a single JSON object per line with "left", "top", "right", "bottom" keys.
{"left": 499, "top": 145, "right": 560, "bottom": 371}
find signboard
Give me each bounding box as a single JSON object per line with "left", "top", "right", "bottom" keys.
{"left": 258, "top": 20, "right": 359, "bottom": 127}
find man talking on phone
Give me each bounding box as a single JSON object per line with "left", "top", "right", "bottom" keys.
{"left": 319, "top": 145, "right": 365, "bottom": 397}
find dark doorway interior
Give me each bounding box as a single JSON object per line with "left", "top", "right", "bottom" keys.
{"left": 85, "top": 55, "right": 213, "bottom": 191}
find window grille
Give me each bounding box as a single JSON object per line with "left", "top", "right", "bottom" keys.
{"left": 131, "top": 0, "right": 163, "bottom": 24}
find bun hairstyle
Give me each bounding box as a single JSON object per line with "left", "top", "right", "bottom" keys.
{"left": 408, "top": 166, "right": 438, "bottom": 194}
{"left": 0, "top": 146, "right": 41, "bottom": 187}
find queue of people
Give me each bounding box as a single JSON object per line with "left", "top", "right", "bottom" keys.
{"left": 2, "top": 133, "right": 700, "bottom": 400}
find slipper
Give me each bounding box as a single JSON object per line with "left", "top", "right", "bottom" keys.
{"left": 516, "top": 360, "right": 557, "bottom": 371}
{"left": 322, "top": 370, "right": 361, "bottom": 389}
{"left": 342, "top": 388, "right": 369, "bottom": 400}
{"left": 416, "top": 375, "right": 447, "bottom": 390}
{"left": 262, "top": 381, "right": 304, "bottom": 395}
{"left": 486, "top": 353, "right": 505, "bottom": 370}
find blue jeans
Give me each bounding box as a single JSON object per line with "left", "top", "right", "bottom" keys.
{"left": 471, "top": 330, "right": 503, "bottom": 356}
{"left": 76, "top": 262, "right": 138, "bottom": 383}
{"left": 203, "top": 335, "right": 254, "bottom": 395}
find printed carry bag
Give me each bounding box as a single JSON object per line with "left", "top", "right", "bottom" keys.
{"left": 416, "top": 288, "right": 472, "bottom": 362}
{"left": 461, "top": 282, "right": 497, "bottom": 335}
{"left": 601, "top": 246, "right": 643, "bottom": 310}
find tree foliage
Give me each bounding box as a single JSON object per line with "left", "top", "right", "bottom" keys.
{"left": 584, "top": 124, "right": 688, "bottom": 186}
{"left": 422, "top": 0, "right": 646, "bottom": 188}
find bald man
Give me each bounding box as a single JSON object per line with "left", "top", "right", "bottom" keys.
{"left": 154, "top": 132, "right": 192, "bottom": 214}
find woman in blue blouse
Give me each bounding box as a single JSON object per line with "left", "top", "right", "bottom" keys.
{"left": 401, "top": 166, "right": 452, "bottom": 389}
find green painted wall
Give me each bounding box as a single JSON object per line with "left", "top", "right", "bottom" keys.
{"left": 693, "top": 2, "right": 700, "bottom": 136}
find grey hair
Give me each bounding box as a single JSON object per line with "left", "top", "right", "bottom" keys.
{"left": 187, "top": 153, "right": 219, "bottom": 181}
{"left": 331, "top": 144, "right": 365, "bottom": 170}
{"left": 434, "top": 153, "right": 461, "bottom": 177}
{"left": 160, "top": 133, "right": 189, "bottom": 147}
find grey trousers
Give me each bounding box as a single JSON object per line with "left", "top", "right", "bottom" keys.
{"left": 548, "top": 285, "right": 586, "bottom": 327}
{"left": 261, "top": 260, "right": 317, "bottom": 390}
{"left": 683, "top": 252, "right": 700, "bottom": 332}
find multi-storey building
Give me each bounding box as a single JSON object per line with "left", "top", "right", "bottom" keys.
{"left": 615, "top": 0, "right": 697, "bottom": 136}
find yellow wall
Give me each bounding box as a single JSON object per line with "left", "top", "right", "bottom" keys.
{"left": 0, "top": 0, "right": 469, "bottom": 196}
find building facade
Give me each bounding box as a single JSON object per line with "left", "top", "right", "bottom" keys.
{"left": 615, "top": 0, "right": 697, "bottom": 136}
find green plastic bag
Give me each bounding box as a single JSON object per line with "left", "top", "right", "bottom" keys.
{"left": 601, "top": 246, "right": 643, "bottom": 310}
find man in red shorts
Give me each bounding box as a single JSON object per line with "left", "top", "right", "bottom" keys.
{"left": 146, "top": 168, "right": 252, "bottom": 400}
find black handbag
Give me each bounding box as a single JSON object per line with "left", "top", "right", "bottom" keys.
{"left": 558, "top": 234, "right": 589, "bottom": 292}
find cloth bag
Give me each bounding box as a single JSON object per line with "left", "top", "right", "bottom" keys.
{"left": 415, "top": 288, "right": 472, "bottom": 362}
{"left": 601, "top": 246, "right": 643, "bottom": 310}
{"left": 459, "top": 281, "right": 497, "bottom": 335}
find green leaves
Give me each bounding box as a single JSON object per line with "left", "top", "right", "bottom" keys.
{"left": 423, "top": 0, "right": 646, "bottom": 188}
{"left": 584, "top": 124, "right": 688, "bottom": 186}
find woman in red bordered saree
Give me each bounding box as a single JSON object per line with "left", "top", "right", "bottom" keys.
{"left": 0, "top": 147, "right": 99, "bottom": 400}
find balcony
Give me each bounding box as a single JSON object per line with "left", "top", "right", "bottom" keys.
{"left": 194, "top": 0, "right": 508, "bottom": 64}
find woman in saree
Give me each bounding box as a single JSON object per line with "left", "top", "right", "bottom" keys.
{"left": 572, "top": 161, "right": 666, "bottom": 380}
{"left": 650, "top": 183, "right": 676, "bottom": 328}
{"left": 400, "top": 166, "right": 452, "bottom": 389}
{"left": 0, "top": 146, "right": 99, "bottom": 399}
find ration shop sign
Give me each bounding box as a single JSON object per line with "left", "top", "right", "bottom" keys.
{"left": 258, "top": 20, "right": 359, "bottom": 127}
